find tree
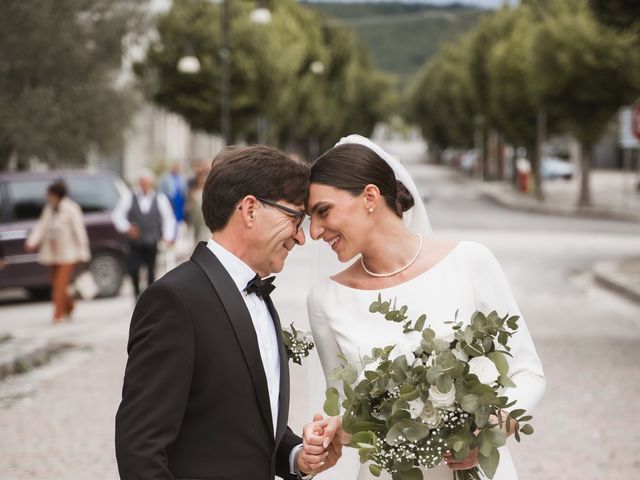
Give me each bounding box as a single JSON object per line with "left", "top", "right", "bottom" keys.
{"left": 406, "top": 37, "right": 476, "bottom": 160}
{"left": 136, "top": 0, "right": 394, "bottom": 154}
{"left": 0, "top": 0, "right": 145, "bottom": 170}
{"left": 487, "top": 5, "right": 558, "bottom": 197}
{"left": 588, "top": 0, "right": 640, "bottom": 32}
{"left": 465, "top": 7, "right": 518, "bottom": 179}
{"left": 530, "top": 0, "right": 640, "bottom": 206}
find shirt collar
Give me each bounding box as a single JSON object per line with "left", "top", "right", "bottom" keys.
{"left": 134, "top": 188, "right": 155, "bottom": 199}
{"left": 206, "top": 238, "right": 257, "bottom": 294}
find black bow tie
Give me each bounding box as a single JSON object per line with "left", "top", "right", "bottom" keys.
{"left": 245, "top": 274, "right": 276, "bottom": 298}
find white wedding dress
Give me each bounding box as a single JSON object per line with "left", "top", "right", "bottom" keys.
{"left": 307, "top": 241, "right": 546, "bottom": 480}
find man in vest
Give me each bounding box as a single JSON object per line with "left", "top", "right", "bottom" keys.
{"left": 112, "top": 170, "right": 176, "bottom": 298}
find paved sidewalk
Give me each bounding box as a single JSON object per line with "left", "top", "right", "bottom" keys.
{"left": 481, "top": 169, "right": 640, "bottom": 223}
{"left": 480, "top": 170, "right": 640, "bottom": 305}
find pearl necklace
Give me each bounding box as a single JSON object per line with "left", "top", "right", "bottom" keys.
{"left": 360, "top": 234, "right": 423, "bottom": 278}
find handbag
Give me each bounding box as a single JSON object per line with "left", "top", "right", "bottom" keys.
{"left": 73, "top": 270, "right": 99, "bottom": 300}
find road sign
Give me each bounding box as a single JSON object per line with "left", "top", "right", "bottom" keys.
{"left": 632, "top": 104, "right": 640, "bottom": 141}
{"left": 619, "top": 107, "right": 640, "bottom": 148}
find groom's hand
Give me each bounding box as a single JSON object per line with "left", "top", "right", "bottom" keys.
{"left": 298, "top": 413, "right": 343, "bottom": 475}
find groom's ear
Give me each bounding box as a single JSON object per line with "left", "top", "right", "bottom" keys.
{"left": 238, "top": 195, "right": 258, "bottom": 227}
{"left": 363, "top": 184, "right": 381, "bottom": 209}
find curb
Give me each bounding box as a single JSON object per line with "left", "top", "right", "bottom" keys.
{"left": 481, "top": 183, "right": 640, "bottom": 223}
{"left": 592, "top": 261, "right": 640, "bottom": 305}
{"left": 0, "top": 338, "right": 73, "bottom": 380}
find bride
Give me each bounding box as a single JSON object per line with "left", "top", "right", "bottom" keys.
{"left": 305, "top": 135, "right": 546, "bottom": 480}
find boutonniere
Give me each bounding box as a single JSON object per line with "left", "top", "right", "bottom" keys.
{"left": 282, "top": 323, "right": 315, "bottom": 365}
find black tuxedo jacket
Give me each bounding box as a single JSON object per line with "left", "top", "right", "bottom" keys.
{"left": 115, "top": 243, "right": 301, "bottom": 480}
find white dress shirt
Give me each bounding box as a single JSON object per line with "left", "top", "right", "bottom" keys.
{"left": 206, "top": 239, "right": 282, "bottom": 435}
{"left": 111, "top": 188, "right": 176, "bottom": 243}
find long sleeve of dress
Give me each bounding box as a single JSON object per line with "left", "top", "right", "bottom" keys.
{"left": 307, "top": 282, "right": 343, "bottom": 392}
{"left": 465, "top": 242, "right": 546, "bottom": 413}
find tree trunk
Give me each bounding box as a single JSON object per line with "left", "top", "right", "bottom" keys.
{"left": 496, "top": 133, "right": 505, "bottom": 180}
{"left": 534, "top": 108, "right": 546, "bottom": 201}
{"left": 578, "top": 141, "right": 592, "bottom": 207}
{"left": 481, "top": 125, "right": 490, "bottom": 180}
{"left": 430, "top": 144, "right": 442, "bottom": 164}
{"left": 0, "top": 142, "right": 14, "bottom": 171}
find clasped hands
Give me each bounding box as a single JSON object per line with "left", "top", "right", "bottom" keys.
{"left": 296, "top": 414, "right": 349, "bottom": 477}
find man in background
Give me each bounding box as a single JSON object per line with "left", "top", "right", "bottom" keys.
{"left": 112, "top": 170, "right": 176, "bottom": 298}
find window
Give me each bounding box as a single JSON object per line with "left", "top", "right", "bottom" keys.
{"left": 7, "top": 180, "right": 48, "bottom": 221}
{"left": 6, "top": 176, "right": 121, "bottom": 221}
{"left": 66, "top": 177, "right": 120, "bottom": 213}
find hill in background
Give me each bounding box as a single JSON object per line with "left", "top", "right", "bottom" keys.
{"left": 302, "top": 2, "right": 486, "bottom": 81}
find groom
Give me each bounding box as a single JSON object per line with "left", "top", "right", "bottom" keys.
{"left": 115, "top": 145, "right": 341, "bottom": 479}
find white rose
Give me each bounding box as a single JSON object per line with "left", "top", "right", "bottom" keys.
{"left": 407, "top": 398, "right": 425, "bottom": 419}
{"left": 468, "top": 356, "right": 500, "bottom": 385}
{"left": 428, "top": 384, "right": 456, "bottom": 409}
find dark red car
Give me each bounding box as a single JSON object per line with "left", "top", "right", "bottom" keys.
{"left": 0, "top": 171, "right": 128, "bottom": 298}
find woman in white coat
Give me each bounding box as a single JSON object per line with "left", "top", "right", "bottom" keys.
{"left": 25, "top": 180, "right": 90, "bottom": 323}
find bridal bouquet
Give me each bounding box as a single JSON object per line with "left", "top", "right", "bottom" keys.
{"left": 323, "top": 295, "right": 533, "bottom": 480}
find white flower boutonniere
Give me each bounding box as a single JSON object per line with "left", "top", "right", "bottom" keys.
{"left": 282, "top": 323, "right": 315, "bottom": 365}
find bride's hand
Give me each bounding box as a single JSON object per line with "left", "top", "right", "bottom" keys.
{"left": 444, "top": 448, "right": 479, "bottom": 470}
{"left": 299, "top": 413, "right": 344, "bottom": 474}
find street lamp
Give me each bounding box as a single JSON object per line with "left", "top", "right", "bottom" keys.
{"left": 309, "top": 61, "right": 325, "bottom": 75}
{"left": 177, "top": 0, "right": 271, "bottom": 146}
{"left": 177, "top": 55, "right": 201, "bottom": 75}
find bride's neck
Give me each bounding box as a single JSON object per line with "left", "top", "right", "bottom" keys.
{"left": 360, "top": 222, "right": 420, "bottom": 274}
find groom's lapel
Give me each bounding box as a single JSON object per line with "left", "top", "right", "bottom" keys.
{"left": 191, "top": 242, "right": 275, "bottom": 439}
{"left": 264, "top": 295, "right": 290, "bottom": 446}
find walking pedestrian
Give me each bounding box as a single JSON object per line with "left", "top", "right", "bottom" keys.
{"left": 159, "top": 162, "right": 187, "bottom": 229}
{"left": 25, "top": 179, "right": 90, "bottom": 323}
{"left": 112, "top": 170, "right": 176, "bottom": 299}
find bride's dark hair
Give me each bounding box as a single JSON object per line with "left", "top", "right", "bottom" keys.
{"left": 310, "top": 143, "right": 414, "bottom": 217}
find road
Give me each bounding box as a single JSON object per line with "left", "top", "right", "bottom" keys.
{"left": 1, "top": 141, "right": 639, "bottom": 479}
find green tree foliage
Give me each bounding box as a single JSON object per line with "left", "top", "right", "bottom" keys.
{"left": 0, "top": 0, "right": 145, "bottom": 170}
{"left": 588, "top": 0, "right": 640, "bottom": 32}
{"left": 408, "top": 0, "right": 640, "bottom": 206}
{"left": 406, "top": 38, "right": 475, "bottom": 155}
{"left": 136, "top": 0, "right": 394, "bottom": 154}
{"left": 530, "top": 0, "right": 640, "bottom": 206}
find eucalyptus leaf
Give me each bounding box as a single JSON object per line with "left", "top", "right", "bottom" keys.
{"left": 487, "top": 351, "right": 509, "bottom": 376}
{"left": 520, "top": 424, "right": 534, "bottom": 435}
{"left": 385, "top": 419, "right": 430, "bottom": 445}
{"left": 369, "top": 464, "right": 382, "bottom": 477}
{"left": 478, "top": 447, "right": 500, "bottom": 479}
{"left": 324, "top": 387, "right": 340, "bottom": 416}
{"left": 461, "top": 394, "right": 479, "bottom": 413}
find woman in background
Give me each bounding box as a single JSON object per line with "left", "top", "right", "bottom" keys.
{"left": 25, "top": 180, "right": 90, "bottom": 323}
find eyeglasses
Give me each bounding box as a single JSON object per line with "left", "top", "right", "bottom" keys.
{"left": 256, "top": 196, "right": 307, "bottom": 232}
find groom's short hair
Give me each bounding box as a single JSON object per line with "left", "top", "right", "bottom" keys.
{"left": 202, "top": 145, "right": 310, "bottom": 232}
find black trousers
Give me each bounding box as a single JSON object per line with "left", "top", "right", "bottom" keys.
{"left": 127, "top": 243, "right": 158, "bottom": 297}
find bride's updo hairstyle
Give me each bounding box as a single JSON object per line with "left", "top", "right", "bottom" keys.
{"left": 311, "top": 143, "right": 415, "bottom": 217}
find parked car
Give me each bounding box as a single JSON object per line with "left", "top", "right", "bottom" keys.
{"left": 542, "top": 156, "right": 574, "bottom": 180}
{"left": 0, "top": 171, "right": 129, "bottom": 298}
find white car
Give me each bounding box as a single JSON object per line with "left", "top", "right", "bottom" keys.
{"left": 542, "top": 156, "right": 574, "bottom": 180}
